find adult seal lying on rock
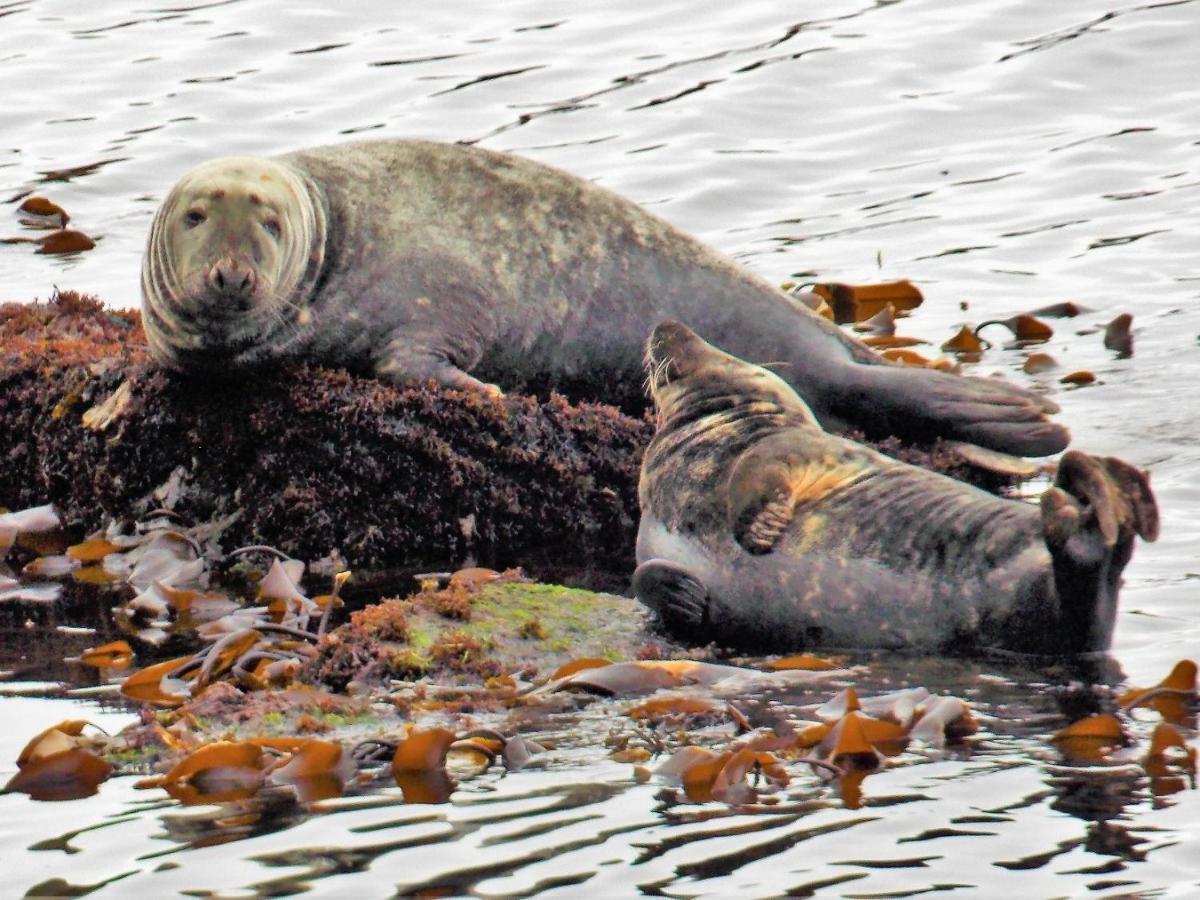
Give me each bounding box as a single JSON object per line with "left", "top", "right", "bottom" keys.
{"left": 634, "top": 321, "right": 1158, "bottom": 653}
{"left": 143, "top": 138, "right": 1066, "bottom": 455}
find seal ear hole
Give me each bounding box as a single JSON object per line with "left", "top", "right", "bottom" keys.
{"left": 183, "top": 208, "right": 206, "bottom": 228}
{"left": 262, "top": 217, "right": 282, "bottom": 239}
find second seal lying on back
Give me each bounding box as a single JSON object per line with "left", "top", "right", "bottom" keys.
{"left": 142, "top": 139, "right": 1066, "bottom": 456}
{"left": 635, "top": 322, "right": 1158, "bottom": 654}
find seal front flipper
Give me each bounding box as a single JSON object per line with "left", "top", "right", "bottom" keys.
{"left": 376, "top": 338, "right": 503, "bottom": 397}
{"left": 633, "top": 559, "right": 710, "bottom": 641}
{"left": 1040, "top": 450, "right": 1158, "bottom": 648}
{"left": 727, "top": 457, "right": 796, "bottom": 555}
{"left": 726, "top": 433, "right": 866, "bottom": 555}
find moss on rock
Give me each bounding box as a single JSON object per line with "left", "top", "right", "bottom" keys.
{"left": 307, "top": 577, "right": 659, "bottom": 687}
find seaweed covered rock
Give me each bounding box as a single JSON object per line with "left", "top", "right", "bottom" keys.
{"left": 308, "top": 572, "right": 665, "bottom": 691}
{"left": 0, "top": 293, "right": 1028, "bottom": 579}
{"left": 0, "top": 293, "right": 651, "bottom": 573}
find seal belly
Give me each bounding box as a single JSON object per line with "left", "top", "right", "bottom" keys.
{"left": 634, "top": 322, "right": 1155, "bottom": 655}
{"left": 709, "top": 539, "right": 1054, "bottom": 652}
{"left": 638, "top": 509, "right": 1055, "bottom": 652}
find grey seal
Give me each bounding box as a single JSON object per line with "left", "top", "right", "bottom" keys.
{"left": 142, "top": 138, "right": 1067, "bottom": 455}
{"left": 633, "top": 321, "right": 1158, "bottom": 653}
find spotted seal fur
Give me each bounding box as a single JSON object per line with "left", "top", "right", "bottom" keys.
{"left": 633, "top": 321, "right": 1158, "bottom": 653}
{"left": 142, "top": 138, "right": 1067, "bottom": 455}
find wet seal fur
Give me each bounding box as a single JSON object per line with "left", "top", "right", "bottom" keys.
{"left": 143, "top": 138, "right": 1067, "bottom": 455}
{"left": 634, "top": 321, "right": 1158, "bottom": 654}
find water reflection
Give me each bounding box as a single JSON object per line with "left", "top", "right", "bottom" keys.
{"left": 0, "top": 650, "right": 1193, "bottom": 896}
{"left": 2, "top": 0, "right": 1199, "bottom": 893}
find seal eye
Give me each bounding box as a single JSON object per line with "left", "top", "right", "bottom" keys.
{"left": 263, "top": 218, "right": 282, "bottom": 239}
{"left": 184, "top": 208, "right": 206, "bottom": 228}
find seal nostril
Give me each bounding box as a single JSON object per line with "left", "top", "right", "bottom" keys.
{"left": 207, "top": 259, "right": 256, "bottom": 301}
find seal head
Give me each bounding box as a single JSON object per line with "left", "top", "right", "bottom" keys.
{"left": 646, "top": 319, "right": 818, "bottom": 429}
{"left": 141, "top": 156, "right": 327, "bottom": 371}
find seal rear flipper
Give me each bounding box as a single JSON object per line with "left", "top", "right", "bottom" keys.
{"left": 839, "top": 363, "right": 1070, "bottom": 457}
{"left": 632, "top": 559, "right": 710, "bottom": 642}
{"left": 1040, "top": 451, "right": 1158, "bottom": 648}
{"left": 1043, "top": 451, "right": 1159, "bottom": 557}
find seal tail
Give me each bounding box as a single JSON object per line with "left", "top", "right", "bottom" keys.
{"left": 828, "top": 362, "right": 1070, "bottom": 457}
{"left": 1040, "top": 451, "right": 1158, "bottom": 650}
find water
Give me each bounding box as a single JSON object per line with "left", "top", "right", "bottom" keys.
{"left": 2, "top": 0, "right": 1199, "bottom": 895}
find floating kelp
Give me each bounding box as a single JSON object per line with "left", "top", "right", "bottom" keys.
{"left": 1023, "top": 351, "right": 1059, "bottom": 374}
{"left": 811, "top": 280, "right": 924, "bottom": 324}
{"left": 1060, "top": 370, "right": 1097, "bottom": 386}
{"left": 1105, "top": 312, "right": 1135, "bottom": 357}
{"left": 1030, "top": 301, "right": 1091, "bottom": 318}
{"left": 16, "top": 196, "right": 70, "bottom": 229}
{"left": 941, "top": 324, "right": 987, "bottom": 358}
{"left": 5, "top": 719, "right": 112, "bottom": 801}
{"left": 7, "top": 622, "right": 1197, "bottom": 817}
{"left": 975, "top": 313, "right": 1054, "bottom": 345}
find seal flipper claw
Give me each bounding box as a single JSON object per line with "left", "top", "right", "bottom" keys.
{"left": 377, "top": 342, "right": 501, "bottom": 396}
{"left": 727, "top": 457, "right": 797, "bottom": 555}
{"left": 633, "top": 559, "right": 710, "bottom": 640}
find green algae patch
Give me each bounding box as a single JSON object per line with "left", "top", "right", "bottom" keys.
{"left": 429, "top": 581, "right": 652, "bottom": 673}
{"left": 309, "top": 574, "right": 661, "bottom": 688}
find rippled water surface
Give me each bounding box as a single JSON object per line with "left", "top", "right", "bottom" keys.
{"left": 2, "top": 0, "right": 1199, "bottom": 896}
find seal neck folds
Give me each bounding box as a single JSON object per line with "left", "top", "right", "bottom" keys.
{"left": 141, "top": 156, "right": 327, "bottom": 372}
{"left": 641, "top": 321, "right": 824, "bottom": 531}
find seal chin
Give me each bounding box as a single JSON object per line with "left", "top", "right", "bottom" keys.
{"left": 157, "top": 303, "right": 283, "bottom": 371}
{"left": 172, "top": 332, "right": 273, "bottom": 372}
